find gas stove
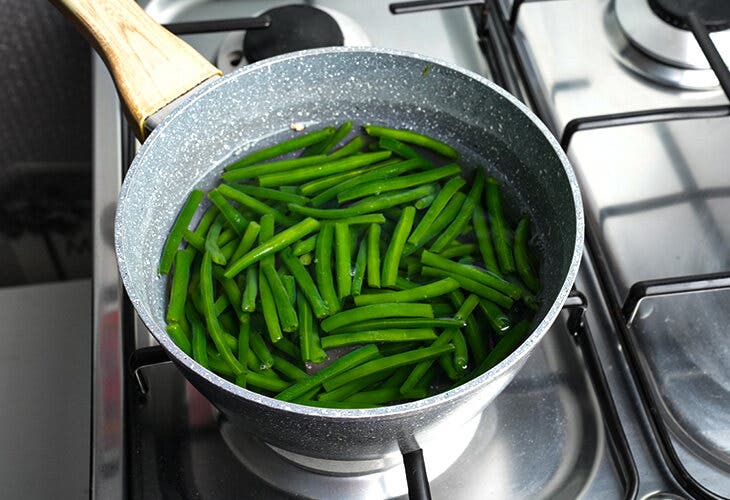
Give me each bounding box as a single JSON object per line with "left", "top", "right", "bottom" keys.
{"left": 91, "top": 1, "right": 730, "bottom": 498}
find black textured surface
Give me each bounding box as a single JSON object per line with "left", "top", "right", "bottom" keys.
{"left": 243, "top": 5, "right": 344, "bottom": 63}
{"left": 0, "top": 0, "right": 91, "bottom": 286}
{"left": 649, "top": 0, "right": 730, "bottom": 32}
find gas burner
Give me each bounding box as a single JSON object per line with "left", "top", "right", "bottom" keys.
{"left": 609, "top": 0, "right": 730, "bottom": 89}
{"left": 216, "top": 5, "right": 370, "bottom": 74}
{"left": 649, "top": 0, "right": 730, "bottom": 32}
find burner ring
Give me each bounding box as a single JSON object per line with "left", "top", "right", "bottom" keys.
{"left": 649, "top": 0, "right": 730, "bottom": 33}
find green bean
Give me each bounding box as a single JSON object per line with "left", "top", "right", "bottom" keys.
{"left": 377, "top": 136, "right": 424, "bottom": 160}
{"left": 200, "top": 252, "right": 245, "bottom": 374}
{"left": 421, "top": 250, "right": 521, "bottom": 299}
{"left": 292, "top": 235, "right": 317, "bottom": 257}
{"left": 485, "top": 177, "right": 516, "bottom": 274}
{"left": 329, "top": 317, "right": 464, "bottom": 333}
{"left": 421, "top": 266, "right": 513, "bottom": 308}
{"left": 282, "top": 274, "right": 296, "bottom": 304}
{"left": 191, "top": 205, "right": 218, "bottom": 240}
{"left": 351, "top": 238, "right": 367, "bottom": 296}
{"left": 225, "top": 127, "right": 335, "bottom": 171}
{"left": 273, "top": 337, "right": 302, "bottom": 359}
{"left": 354, "top": 277, "right": 459, "bottom": 306}
{"left": 346, "top": 387, "right": 427, "bottom": 404}
{"left": 332, "top": 214, "right": 387, "bottom": 225}
{"left": 408, "top": 177, "right": 465, "bottom": 246}
{"left": 430, "top": 170, "right": 484, "bottom": 252}
{"left": 295, "top": 387, "right": 321, "bottom": 403}
{"left": 313, "top": 223, "right": 341, "bottom": 315}
{"left": 326, "top": 135, "right": 365, "bottom": 160}
{"left": 514, "top": 216, "right": 540, "bottom": 293}
{"left": 218, "top": 184, "right": 293, "bottom": 226}
{"left": 235, "top": 315, "right": 250, "bottom": 387}
{"left": 280, "top": 249, "right": 330, "bottom": 318}
{"left": 473, "top": 205, "right": 500, "bottom": 274}
{"left": 321, "top": 302, "right": 434, "bottom": 332}
{"left": 474, "top": 320, "right": 531, "bottom": 376}
{"left": 240, "top": 266, "right": 258, "bottom": 312}
{"left": 320, "top": 329, "right": 437, "bottom": 349}
{"left": 185, "top": 303, "right": 208, "bottom": 370}
{"left": 272, "top": 355, "right": 308, "bottom": 381}
{"left": 219, "top": 310, "right": 237, "bottom": 333}
{"left": 381, "top": 206, "right": 416, "bottom": 287}
{"left": 258, "top": 215, "right": 298, "bottom": 332}
{"left": 415, "top": 194, "right": 436, "bottom": 210}
{"left": 213, "top": 266, "right": 243, "bottom": 320}
{"left": 223, "top": 154, "right": 329, "bottom": 182}
{"left": 299, "top": 253, "right": 313, "bottom": 266}
{"left": 323, "top": 344, "right": 454, "bottom": 391}
{"left": 304, "top": 121, "right": 352, "bottom": 156}
{"left": 221, "top": 240, "right": 239, "bottom": 261}
{"left": 294, "top": 400, "right": 377, "bottom": 409}
{"left": 246, "top": 371, "right": 292, "bottom": 392}
{"left": 249, "top": 330, "right": 274, "bottom": 369}
{"left": 166, "top": 248, "right": 196, "bottom": 325}
{"left": 338, "top": 165, "right": 459, "bottom": 203}
{"left": 478, "top": 299, "right": 512, "bottom": 333}
{"left": 334, "top": 223, "right": 352, "bottom": 299}
{"left": 166, "top": 323, "right": 192, "bottom": 355}
{"left": 312, "top": 158, "right": 427, "bottom": 206}
{"left": 290, "top": 184, "right": 434, "bottom": 220}
{"left": 224, "top": 218, "right": 320, "bottom": 278}
{"left": 205, "top": 216, "right": 227, "bottom": 265}
{"left": 403, "top": 192, "right": 466, "bottom": 256}
{"left": 259, "top": 151, "right": 391, "bottom": 187}
{"left": 160, "top": 189, "right": 203, "bottom": 274}
{"left": 393, "top": 276, "right": 417, "bottom": 289}
{"left": 449, "top": 328, "right": 468, "bottom": 371}
{"left": 207, "top": 189, "right": 248, "bottom": 234}
{"left": 318, "top": 370, "right": 394, "bottom": 402}
{"left": 448, "top": 290, "right": 487, "bottom": 363}
{"left": 276, "top": 344, "right": 381, "bottom": 401}
{"left": 378, "top": 341, "right": 421, "bottom": 356}
{"left": 220, "top": 329, "right": 238, "bottom": 352}
{"left": 225, "top": 183, "right": 310, "bottom": 205}
{"left": 381, "top": 366, "right": 412, "bottom": 389}
{"left": 364, "top": 125, "right": 459, "bottom": 160}
{"left": 258, "top": 264, "right": 283, "bottom": 343}
{"left": 230, "top": 221, "right": 261, "bottom": 266}
{"left": 298, "top": 297, "right": 321, "bottom": 363}
{"left": 439, "top": 243, "right": 477, "bottom": 260}
{"left": 298, "top": 157, "right": 392, "bottom": 195}
{"left": 399, "top": 329, "right": 455, "bottom": 394}
{"left": 366, "top": 224, "right": 381, "bottom": 288}
{"left": 183, "top": 229, "right": 205, "bottom": 252}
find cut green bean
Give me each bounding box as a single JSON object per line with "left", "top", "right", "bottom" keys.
{"left": 225, "top": 127, "right": 335, "bottom": 171}
{"left": 404, "top": 191, "right": 466, "bottom": 256}
{"left": 213, "top": 266, "right": 243, "bottom": 320}
{"left": 450, "top": 328, "right": 468, "bottom": 371}
{"left": 250, "top": 330, "right": 274, "bottom": 369}
{"left": 415, "top": 194, "right": 436, "bottom": 210}
{"left": 276, "top": 344, "right": 380, "bottom": 401}
{"left": 166, "top": 248, "right": 196, "bottom": 325}
{"left": 318, "top": 370, "right": 394, "bottom": 402}
{"left": 367, "top": 224, "right": 381, "bottom": 288}
{"left": 183, "top": 229, "right": 205, "bottom": 252}
{"left": 298, "top": 297, "right": 324, "bottom": 363}
{"left": 334, "top": 223, "right": 352, "bottom": 299}
{"left": 292, "top": 235, "right": 317, "bottom": 257}
{"left": 272, "top": 355, "right": 308, "bottom": 381}
{"left": 486, "top": 177, "right": 516, "bottom": 274}
{"left": 408, "top": 177, "right": 465, "bottom": 246}
{"left": 454, "top": 293, "right": 480, "bottom": 321}
{"left": 191, "top": 205, "right": 218, "bottom": 241}
{"left": 298, "top": 156, "right": 392, "bottom": 196}
{"left": 262, "top": 265, "right": 298, "bottom": 331}
{"left": 320, "top": 329, "right": 437, "bottom": 349}
{"left": 377, "top": 136, "right": 423, "bottom": 160}
{"left": 312, "top": 158, "right": 428, "bottom": 206}
{"left": 230, "top": 221, "right": 261, "bottom": 266}
{"left": 448, "top": 290, "right": 487, "bottom": 363}
{"left": 421, "top": 250, "right": 521, "bottom": 299}
{"left": 160, "top": 189, "right": 203, "bottom": 274}
{"left": 321, "top": 302, "right": 434, "bottom": 332}
{"left": 259, "top": 151, "right": 391, "bottom": 187}
{"left": 338, "top": 164, "right": 459, "bottom": 203}
{"left": 323, "top": 344, "right": 454, "bottom": 391}
{"left": 224, "top": 218, "right": 320, "bottom": 278}
{"left": 305, "top": 121, "right": 352, "bottom": 156}
{"left": 381, "top": 206, "right": 416, "bottom": 287}
{"left": 326, "top": 135, "right": 365, "bottom": 160}
{"left": 329, "top": 317, "right": 464, "bottom": 333}
{"left": 166, "top": 323, "right": 191, "bottom": 355}
{"left": 282, "top": 274, "right": 296, "bottom": 304}
{"left": 514, "top": 216, "right": 540, "bottom": 293}
{"left": 200, "top": 252, "right": 244, "bottom": 374}
{"left": 218, "top": 184, "right": 293, "bottom": 226}
{"left": 235, "top": 315, "right": 250, "bottom": 387}
{"left": 207, "top": 189, "right": 248, "bottom": 234}
{"left": 478, "top": 299, "right": 512, "bottom": 333}
{"left": 430, "top": 170, "right": 484, "bottom": 252}
{"left": 223, "top": 154, "right": 329, "bottom": 181}
{"left": 205, "top": 216, "right": 227, "bottom": 265}
{"left": 439, "top": 243, "right": 477, "bottom": 260}
{"left": 474, "top": 320, "right": 531, "bottom": 376}
{"left": 314, "top": 223, "right": 340, "bottom": 315}
{"left": 246, "top": 371, "right": 292, "bottom": 392}
{"left": 273, "top": 337, "right": 301, "bottom": 359}
{"left": 364, "top": 125, "right": 459, "bottom": 160}
{"left": 473, "top": 205, "right": 500, "bottom": 274}
{"left": 225, "top": 183, "right": 310, "bottom": 205}
{"left": 400, "top": 329, "right": 456, "bottom": 394}
{"left": 299, "top": 253, "right": 313, "bottom": 266}
{"left": 354, "top": 277, "right": 459, "bottom": 306}
{"left": 351, "top": 238, "right": 367, "bottom": 296}
{"left": 346, "top": 387, "right": 427, "bottom": 404}
{"left": 258, "top": 264, "right": 283, "bottom": 343}
{"left": 241, "top": 266, "right": 258, "bottom": 312}
{"left": 185, "top": 304, "right": 208, "bottom": 370}
{"left": 280, "top": 249, "right": 330, "bottom": 318}
{"left": 421, "top": 266, "right": 513, "bottom": 308}
{"left": 381, "top": 366, "right": 412, "bottom": 389}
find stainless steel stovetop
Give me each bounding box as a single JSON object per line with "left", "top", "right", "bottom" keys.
{"left": 91, "top": 1, "right": 730, "bottom": 498}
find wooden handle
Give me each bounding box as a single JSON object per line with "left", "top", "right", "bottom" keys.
{"left": 51, "top": 0, "right": 221, "bottom": 140}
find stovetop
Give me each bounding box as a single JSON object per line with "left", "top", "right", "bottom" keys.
{"left": 91, "top": 1, "right": 730, "bottom": 498}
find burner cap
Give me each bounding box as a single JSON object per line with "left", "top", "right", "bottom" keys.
{"left": 243, "top": 5, "right": 344, "bottom": 63}
{"left": 649, "top": 0, "right": 730, "bottom": 32}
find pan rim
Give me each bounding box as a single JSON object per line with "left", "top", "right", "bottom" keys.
{"left": 116, "top": 45, "right": 584, "bottom": 421}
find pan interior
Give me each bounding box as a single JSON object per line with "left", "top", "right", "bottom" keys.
{"left": 116, "top": 48, "right": 579, "bottom": 402}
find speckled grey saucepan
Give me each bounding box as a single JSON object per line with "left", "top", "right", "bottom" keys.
{"left": 54, "top": 0, "right": 583, "bottom": 464}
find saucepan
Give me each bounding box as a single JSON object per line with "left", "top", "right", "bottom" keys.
{"left": 52, "top": 0, "right": 583, "bottom": 465}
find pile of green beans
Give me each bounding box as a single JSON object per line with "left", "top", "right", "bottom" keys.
{"left": 159, "top": 122, "right": 542, "bottom": 408}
